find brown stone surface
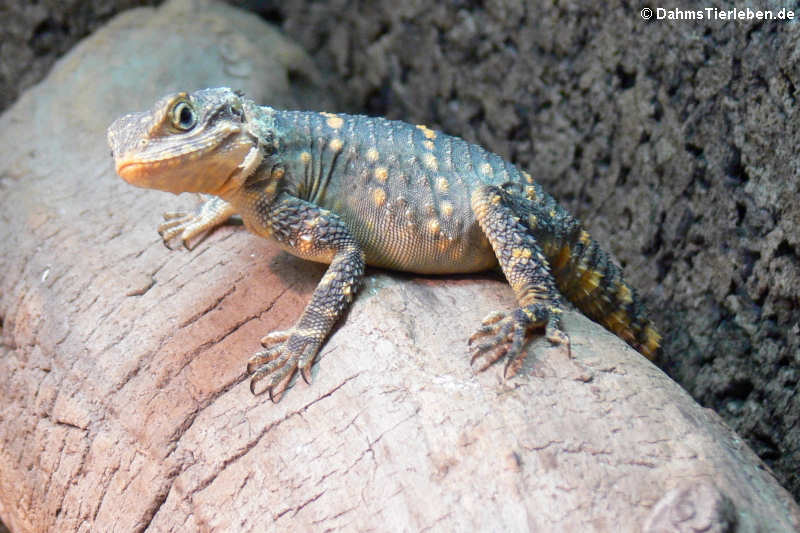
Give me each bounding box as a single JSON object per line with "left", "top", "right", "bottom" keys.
{"left": 0, "top": 1, "right": 799, "bottom": 532}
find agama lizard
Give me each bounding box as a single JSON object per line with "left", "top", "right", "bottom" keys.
{"left": 107, "top": 88, "right": 661, "bottom": 399}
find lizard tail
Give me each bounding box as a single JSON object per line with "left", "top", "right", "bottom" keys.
{"left": 504, "top": 182, "right": 661, "bottom": 359}
{"left": 546, "top": 224, "right": 661, "bottom": 360}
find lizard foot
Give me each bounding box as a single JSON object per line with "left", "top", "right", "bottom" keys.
{"left": 159, "top": 211, "right": 208, "bottom": 248}
{"left": 468, "top": 305, "right": 570, "bottom": 377}
{"left": 158, "top": 196, "right": 235, "bottom": 249}
{"left": 247, "top": 328, "right": 322, "bottom": 400}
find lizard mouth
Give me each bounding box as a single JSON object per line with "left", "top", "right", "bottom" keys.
{"left": 115, "top": 156, "right": 196, "bottom": 195}
{"left": 113, "top": 124, "right": 244, "bottom": 193}
{"left": 116, "top": 156, "right": 183, "bottom": 183}
{"left": 116, "top": 158, "right": 166, "bottom": 180}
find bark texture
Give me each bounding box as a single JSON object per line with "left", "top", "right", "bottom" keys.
{"left": 0, "top": 1, "right": 799, "bottom": 531}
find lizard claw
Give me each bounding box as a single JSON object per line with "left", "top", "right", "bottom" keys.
{"left": 468, "top": 305, "right": 569, "bottom": 377}
{"left": 469, "top": 309, "right": 529, "bottom": 375}
{"left": 248, "top": 328, "right": 322, "bottom": 399}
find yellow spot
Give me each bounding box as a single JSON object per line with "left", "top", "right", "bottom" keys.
{"left": 641, "top": 326, "right": 662, "bottom": 360}
{"left": 374, "top": 166, "right": 388, "bottom": 182}
{"left": 616, "top": 282, "right": 633, "bottom": 305}
{"left": 490, "top": 194, "right": 501, "bottom": 206}
{"left": 525, "top": 185, "right": 536, "bottom": 200}
{"left": 441, "top": 201, "right": 454, "bottom": 218}
{"left": 300, "top": 151, "right": 311, "bottom": 164}
{"left": 366, "top": 148, "right": 380, "bottom": 162}
{"left": 522, "top": 170, "right": 533, "bottom": 183}
{"left": 579, "top": 267, "right": 603, "bottom": 293}
{"left": 510, "top": 278, "right": 532, "bottom": 294}
{"left": 416, "top": 124, "right": 436, "bottom": 139}
{"left": 427, "top": 218, "right": 441, "bottom": 235}
{"left": 528, "top": 214, "right": 538, "bottom": 227}
{"left": 437, "top": 177, "right": 449, "bottom": 193}
{"left": 579, "top": 230, "right": 591, "bottom": 245}
{"left": 605, "top": 310, "right": 631, "bottom": 332}
{"left": 271, "top": 167, "right": 285, "bottom": 180}
{"left": 298, "top": 234, "right": 314, "bottom": 254}
{"left": 373, "top": 188, "right": 387, "bottom": 206}
{"left": 265, "top": 181, "right": 278, "bottom": 197}
{"left": 294, "top": 328, "right": 315, "bottom": 338}
{"left": 305, "top": 216, "right": 320, "bottom": 228}
{"left": 480, "top": 163, "right": 492, "bottom": 176}
{"left": 329, "top": 138, "right": 343, "bottom": 152}
{"left": 423, "top": 153, "right": 438, "bottom": 171}
{"left": 326, "top": 115, "right": 344, "bottom": 129}
{"left": 423, "top": 140, "right": 435, "bottom": 151}
{"left": 549, "top": 209, "right": 556, "bottom": 218}
{"left": 552, "top": 244, "right": 571, "bottom": 271}
{"left": 512, "top": 247, "right": 533, "bottom": 259}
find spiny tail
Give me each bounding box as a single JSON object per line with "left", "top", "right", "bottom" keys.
{"left": 503, "top": 182, "right": 661, "bottom": 359}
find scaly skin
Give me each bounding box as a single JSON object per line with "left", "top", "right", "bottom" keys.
{"left": 107, "top": 88, "right": 661, "bottom": 399}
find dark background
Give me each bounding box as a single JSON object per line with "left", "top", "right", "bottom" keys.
{"left": 2, "top": 0, "right": 798, "bottom": 508}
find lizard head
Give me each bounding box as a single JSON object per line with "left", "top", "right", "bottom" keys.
{"left": 107, "top": 88, "right": 261, "bottom": 195}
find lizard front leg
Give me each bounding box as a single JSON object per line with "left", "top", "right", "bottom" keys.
{"left": 247, "top": 193, "right": 366, "bottom": 400}
{"left": 159, "top": 195, "right": 237, "bottom": 249}
{"left": 469, "top": 185, "right": 570, "bottom": 377}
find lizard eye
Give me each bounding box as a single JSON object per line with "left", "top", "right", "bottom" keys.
{"left": 171, "top": 101, "right": 197, "bottom": 131}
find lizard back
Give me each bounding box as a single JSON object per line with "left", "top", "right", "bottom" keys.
{"left": 259, "top": 109, "right": 659, "bottom": 356}
{"left": 264, "top": 109, "right": 537, "bottom": 274}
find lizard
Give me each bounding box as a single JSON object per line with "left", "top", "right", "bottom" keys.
{"left": 107, "top": 87, "right": 661, "bottom": 399}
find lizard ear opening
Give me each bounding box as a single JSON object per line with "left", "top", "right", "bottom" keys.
{"left": 171, "top": 100, "right": 197, "bottom": 131}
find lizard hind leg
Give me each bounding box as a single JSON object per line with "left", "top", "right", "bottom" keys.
{"left": 469, "top": 185, "right": 571, "bottom": 376}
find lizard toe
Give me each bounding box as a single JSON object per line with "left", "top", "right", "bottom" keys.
{"left": 469, "top": 313, "right": 517, "bottom": 369}
{"left": 249, "top": 361, "right": 295, "bottom": 401}
{"left": 248, "top": 329, "right": 324, "bottom": 397}
{"left": 246, "top": 344, "right": 284, "bottom": 373}
{"left": 260, "top": 330, "right": 291, "bottom": 347}
{"left": 468, "top": 311, "right": 509, "bottom": 346}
